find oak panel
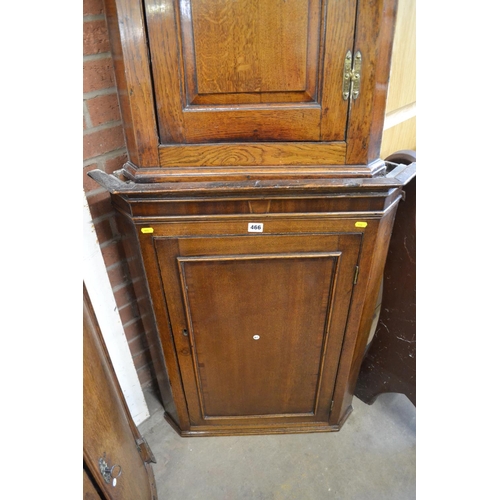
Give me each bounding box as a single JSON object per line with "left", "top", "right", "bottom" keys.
{"left": 180, "top": 254, "right": 337, "bottom": 417}
{"left": 183, "top": 105, "right": 321, "bottom": 142}
{"left": 145, "top": 0, "right": 353, "bottom": 145}
{"left": 154, "top": 233, "right": 361, "bottom": 427}
{"left": 190, "top": 0, "right": 309, "bottom": 94}
{"left": 159, "top": 142, "right": 346, "bottom": 167}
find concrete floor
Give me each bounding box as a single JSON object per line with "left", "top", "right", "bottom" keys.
{"left": 138, "top": 388, "right": 416, "bottom": 500}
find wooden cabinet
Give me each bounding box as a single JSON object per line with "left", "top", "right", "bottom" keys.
{"left": 102, "top": 0, "right": 398, "bottom": 178}
{"left": 149, "top": 223, "right": 360, "bottom": 432}
{"left": 89, "top": 0, "right": 415, "bottom": 436}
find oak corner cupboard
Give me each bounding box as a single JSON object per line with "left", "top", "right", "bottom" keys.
{"left": 89, "top": 0, "right": 416, "bottom": 437}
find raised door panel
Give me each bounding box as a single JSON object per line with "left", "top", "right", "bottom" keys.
{"left": 153, "top": 233, "right": 361, "bottom": 429}
{"left": 189, "top": 0, "right": 313, "bottom": 99}
{"left": 145, "top": 0, "right": 356, "bottom": 144}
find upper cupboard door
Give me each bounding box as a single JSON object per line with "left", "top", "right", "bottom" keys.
{"left": 145, "top": 0, "right": 357, "bottom": 143}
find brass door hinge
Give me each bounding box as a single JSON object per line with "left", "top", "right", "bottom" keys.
{"left": 343, "top": 50, "right": 362, "bottom": 100}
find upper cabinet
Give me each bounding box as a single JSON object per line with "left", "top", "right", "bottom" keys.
{"left": 104, "top": 0, "right": 398, "bottom": 177}
{"left": 145, "top": 0, "right": 355, "bottom": 143}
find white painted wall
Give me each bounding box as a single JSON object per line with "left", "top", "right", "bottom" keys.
{"left": 83, "top": 191, "right": 149, "bottom": 425}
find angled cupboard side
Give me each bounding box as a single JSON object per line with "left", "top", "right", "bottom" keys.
{"left": 89, "top": 0, "right": 415, "bottom": 437}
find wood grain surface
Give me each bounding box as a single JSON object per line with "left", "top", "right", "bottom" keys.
{"left": 83, "top": 285, "right": 156, "bottom": 499}
{"left": 153, "top": 233, "right": 361, "bottom": 428}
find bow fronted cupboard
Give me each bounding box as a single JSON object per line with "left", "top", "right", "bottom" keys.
{"left": 89, "top": 0, "right": 415, "bottom": 436}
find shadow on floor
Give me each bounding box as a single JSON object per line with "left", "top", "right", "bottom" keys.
{"left": 138, "top": 388, "right": 416, "bottom": 500}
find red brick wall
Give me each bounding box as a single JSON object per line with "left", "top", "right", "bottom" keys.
{"left": 83, "top": 0, "right": 154, "bottom": 389}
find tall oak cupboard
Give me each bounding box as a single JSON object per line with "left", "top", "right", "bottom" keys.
{"left": 88, "top": 0, "right": 416, "bottom": 436}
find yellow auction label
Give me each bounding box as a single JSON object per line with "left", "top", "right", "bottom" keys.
{"left": 141, "top": 227, "right": 154, "bottom": 234}
{"left": 355, "top": 221, "right": 368, "bottom": 228}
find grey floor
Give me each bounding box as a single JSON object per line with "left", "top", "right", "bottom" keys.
{"left": 138, "top": 388, "right": 416, "bottom": 500}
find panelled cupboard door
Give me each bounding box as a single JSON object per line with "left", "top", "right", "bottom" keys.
{"left": 145, "top": 0, "right": 356, "bottom": 144}
{"left": 83, "top": 286, "right": 156, "bottom": 500}
{"left": 153, "top": 233, "right": 361, "bottom": 429}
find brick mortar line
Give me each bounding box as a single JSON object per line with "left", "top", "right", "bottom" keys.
{"left": 83, "top": 52, "right": 112, "bottom": 62}
{"left": 85, "top": 186, "right": 107, "bottom": 198}
{"left": 83, "top": 147, "right": 128, "bottom": 168}
{"left": 112, "top": 278, "right": 135, "bottom": 293}
{"left": 94, "top": 231, "right": 119, "bottom": 250}
{"left": 83, "top": 14, "right": 106, "bottom": 22}
{"left": 83, "top": 88, "right": 118, "bottom": 100}
{"left": 83, "top": 101, "right": 93, "bottom": 129}
{"left": 132, "top": 346, "right": 151, "bottom": 359}
{"left": 83, "top": 120, "right": 123, "bottom": 136}
{"left": 107, "top": 260, "right": 125, "bottom": 272}
{"left": 135, "top": 293, "right": 153, "bottom": 303}
{"left": 118, "top": 292, "right": 150, "bottom": 306}
{"left": 84, "top": 145, "right": 126, "bottom": 165}
{"left": 89, "top": 211, "right": 115, "bottom": 226}
{"left": 118, "top": 301, "right": 138, "bottom": 313}
{"left": 89, "top": 210, "right": 117, "bottom": 226}
{"left": 99, "top": 237, "right": 123, "bottom": 252}
{"left": 137, "top": 363, "right": 153, "bottom": 373}
{"left": 126, "top": 332, "right": 147, "bottom": 344}
{"left": 123, "top": 316, "right": 143, "bottom": 329}
{"left": 100, "top": 235, "right": 122, "bottom": 250}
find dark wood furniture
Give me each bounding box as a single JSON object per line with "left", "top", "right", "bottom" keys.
{"left": 83, "top": 284, "right": 157, "bottom": 498}
{"left": 355, "top": 150, "right": 416, "bottom": 406}
{"left": 89, "top": 0, "right": 415, "bottom": 436}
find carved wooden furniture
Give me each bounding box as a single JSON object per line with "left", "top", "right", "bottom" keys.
{"left": 89, "top": 0, "right": 415, "bottom": 436}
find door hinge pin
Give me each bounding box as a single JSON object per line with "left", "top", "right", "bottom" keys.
{"left": 353, "top": 266, "right": 359, "bottom": 284}
{"left": 343, "top": 50, "right": 362, "bottom": 101}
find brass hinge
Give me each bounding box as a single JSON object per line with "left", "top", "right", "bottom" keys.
{"left": 330, "top": 399, "right": 335, "bottom": 411}
{"left": 353, "top": 266, "right": 359, "bottom": 284}
{"left": 343, "top": 50, "right": 362, "bottom": 100}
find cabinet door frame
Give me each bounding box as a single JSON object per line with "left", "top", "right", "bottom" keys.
{"left": 144, "top": 0, "right": 355, "bottom": 145}
{"left": 151, "top": 230, "right": 362, "bottom": 429}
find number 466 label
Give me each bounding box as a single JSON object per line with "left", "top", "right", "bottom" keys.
{"left": 248, "top": 223, "right": 263, "bottom": 233}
